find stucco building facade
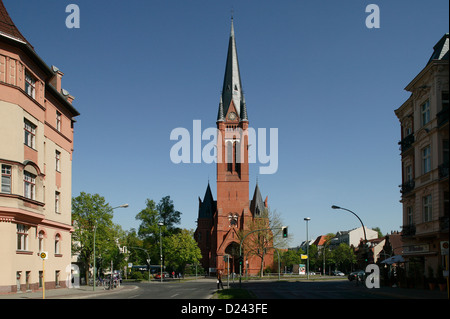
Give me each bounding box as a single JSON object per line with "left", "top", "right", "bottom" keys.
{"left": 394, "top": 34, "right": 448, "bottom": 276}
{"left": 0, "top": 1, "right": 79, "bottom": 293}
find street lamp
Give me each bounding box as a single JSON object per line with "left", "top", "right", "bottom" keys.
{"left": 158, "top": 222, "right": 164, "bottom": 283}
{"left": 93, "top": 203, "right": 129, "bottom": 291}
{"left": 331, "top": 205, "right": 368, "bottom": 267}
{"left": 304, "top": 217, "right": 311, "bottom": 280}
{"left": 331, "top": 205, "right": 367, "bottom": 243}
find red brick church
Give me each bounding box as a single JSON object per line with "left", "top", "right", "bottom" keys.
{"left": 194, "top": 19, "right": 274, "bottom": 276}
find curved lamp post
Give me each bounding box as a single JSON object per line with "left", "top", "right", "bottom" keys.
{"left": 331, "top": 205, "right": 368, "bottom": 270}
{"left": 331, "top": 205, "right": 367, "bottom": 243}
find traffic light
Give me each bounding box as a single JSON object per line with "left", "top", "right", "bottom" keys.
{"left": 282, "top": 226, "right": 288, "bottom": 238}
{"left": 238, "top": 255, "right": 243, "bottom": 265}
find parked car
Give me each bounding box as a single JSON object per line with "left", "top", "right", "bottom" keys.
{"left": 348, "top": 270, "right": 365, "bottom": 281}
{"left": 154, "top": 272, "right": 169, "bottom": 280}
{"left": 332, "top": 270, "right": 345, "bottom": 276}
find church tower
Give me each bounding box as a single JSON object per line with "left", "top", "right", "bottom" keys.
{"left": 195, "top": 19, "right": 273, "bottom": 275}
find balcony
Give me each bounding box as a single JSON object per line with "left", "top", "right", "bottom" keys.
{"left": 398, "top": 134, "right": 414, "bottom": 153}
{"left": 438, "top": 162, "right": 449, "bottom": 179}
{"left": 399, "top": 180, "right": 415, "bottom": 195}
{"left": 401, "top": 224, "right": 416, "bottom": 237}
{"left": 437, "top": 107, "right": 449, "bottom": 127}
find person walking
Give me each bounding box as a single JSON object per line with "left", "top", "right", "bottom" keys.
{"left": 217, "top": 270, "right": 224, "bottom": 289}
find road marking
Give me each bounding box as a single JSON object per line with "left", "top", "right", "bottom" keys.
{"left": 170, "top": 293, "right": 179, "bottom": 298}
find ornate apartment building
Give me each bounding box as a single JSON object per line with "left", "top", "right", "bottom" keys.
{"left": 395, "top": 34, "right": 449, "bottom": 275}
{"left": 0, "top": 1, "right": 80, "bottom": 293}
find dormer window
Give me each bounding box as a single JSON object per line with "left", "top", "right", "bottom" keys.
{"left": 25, "top": 71, "right": 36, "bottom": 99}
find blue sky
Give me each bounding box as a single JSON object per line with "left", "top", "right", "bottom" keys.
{"left": 5, "top": 0, "right": 449, "bottom": 246}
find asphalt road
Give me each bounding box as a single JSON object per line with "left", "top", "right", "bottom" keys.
{"left": 87, "top": 279, "right": 218, "bottom": 299}
{"left": 236, "top": 279, "right": 448, "bottom": 299}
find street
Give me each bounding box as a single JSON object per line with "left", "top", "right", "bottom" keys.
{"left": 1, "top": 277, "right": 446, "bottom": 300}
{"left": 86, "top": 278, "right": 218, "bottom": 299}
{"left": 237, "top": 279, "right": 448, "bottom": 299}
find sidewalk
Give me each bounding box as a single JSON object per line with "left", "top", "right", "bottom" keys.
{"left": 353, "top": 283, "right": 448, "bottom": 299}
{"left": 0, "top": 284, "right": 139, "bottom": 299}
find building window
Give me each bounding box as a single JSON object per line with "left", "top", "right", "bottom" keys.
{"left": 1, "top": 164, "right": 11, "bottom": 194}
{"left": 23, "top": 171, "right": 36, "bottom": 200}
{"left": 405, "top": 165, "right": 412, "bottom": 181}
{"left": 24, "top": 120, "right": 36, "bottom": 149}
{"left": 423, "top": 195, "right": 432, "bottom": 222}
{"left": 25, "top": 71, "right": 36, "bottom": 99}
{"left": 55, "top": 271, "right": 60, "bottom": 287}
{"left": 422, "top": 145, "right": 431, "bottom": 174}
{"left": 406, "top": 206, "right": 413, "bottom": 225}
{"left": 444, "top": 140, "right": 449, "bottom": 164}
{"left": 55, "top": 151, "right": 61, "bottom": 172}
{"left": 55, "top": 234, "right": 61, "bottom": 255}
{"left": 17, "top": 224, "right": 29, "bottom": 251}
{"left": 38, "top": 230, "right": 45, "bottom": 252}
{"left": 421, "top": 100, "right": 430, "bottom": 126}
{"left": 56, "top": 112, "right": 61, "bottom": 132}
{"left": 55, "top": 192, "right": 60, "bottom": 214}
{"left": 442, "top": 92, "right": 449, "bottom": 110}
{"left": 226, "top": 142, "right": 233, "bottom": 172}
{"left": 26, "top": 271, "right": 31, "bottom": 291}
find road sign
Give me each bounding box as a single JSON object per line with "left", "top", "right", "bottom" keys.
{"left": 441, "top": 241, "right": 449, "bottom": 255}
{"left": 301, "top": 254, "right": 308, "bottom": 259}
{"left": 39, "top": 251, "right": 48, "bottom": 260}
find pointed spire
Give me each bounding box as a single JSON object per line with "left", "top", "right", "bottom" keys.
{"left": 198, "top": 182, "right": 216, "bottom": 219}
{"left": 219, "top": 17, "right": 245, "bottom": 121}
{"left": 240, "top": 92, "right": 248, "bottom": 122}
{"left": 217, "top": 95, "right": 225, "bottom": 122}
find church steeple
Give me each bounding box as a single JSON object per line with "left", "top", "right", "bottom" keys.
{"left": 219, "top": 18, "right": 246, "bottom": 122}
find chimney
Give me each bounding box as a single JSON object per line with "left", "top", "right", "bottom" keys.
{"left": 50, "top": 65, "right": 64, "bottom": 92}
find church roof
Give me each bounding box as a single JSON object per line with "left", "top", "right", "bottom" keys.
{"left": 198, "top": 183, "right": 216, "bottom": 219}
{"left": 250, "top": 183, "right": 267, "bottom": 217}
{"left": 218, "top": 18, "right": 248, "bottom": 122}
{"left": 0, "top": 0, "right": 33, "bottom": 49}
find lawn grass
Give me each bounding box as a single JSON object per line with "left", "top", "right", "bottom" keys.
{"left": 215, "top": 288, "right": 256, "bottom": 299}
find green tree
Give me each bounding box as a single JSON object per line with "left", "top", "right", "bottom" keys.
{"left": 331, "top": 243, "right": 356, "bottom": 273}
{"left": 135, "top": 196, "right": 182, "bottom": 268}
{"left": 72, "top": 192, "right": 115, "bottom": 283}
{"left": 240, "top": 209, "right": 287, "bottom": 277}
{"left": 157, "top": 196, "right": 181, "bottom": 233}
{"left": 308, "top": 244, "right": 319, "bottom": 271}
{"left": 135, "top": 199, "right": 161, "bottom": 263}
{"left": 164, "top": 229, "right": 202, "bottom": 273}
{"left": 280, "top": 249, "right": 302, "bottom": 270}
